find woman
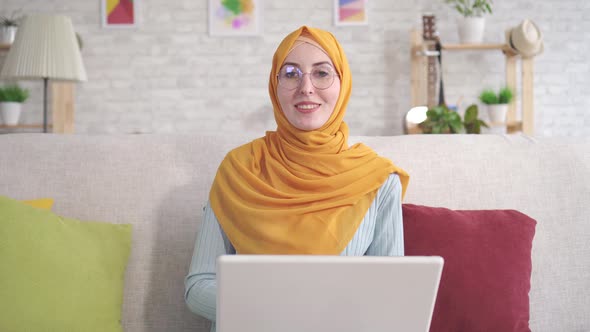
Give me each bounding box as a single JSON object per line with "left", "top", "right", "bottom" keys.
{"left": 184, "top": 26, "right": 409, "bottom": 331}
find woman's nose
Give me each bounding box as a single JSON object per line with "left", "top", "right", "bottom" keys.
{"left": 299, "top": 73, "right": 314, "bottom": 95}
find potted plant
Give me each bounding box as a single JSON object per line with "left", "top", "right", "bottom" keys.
{"left": 418, "top": 104, "right": 488, "bottom": 134}
{"left": 0, "top": 12, "right": 22, "bottom": 45}
{"left": 0, "top": 84, "right": 29, "bottom": 125}
{"left": 444, "top": 0, "right": 493, "bottom": 43}
{"left": 462, "top": 103, "right": 488, "bottom": 134}
{"left": 479, "top": 86, "right": 513, "bottom": 123}
{"left": 419, "top": 105, "right": 464, "bottom": 134}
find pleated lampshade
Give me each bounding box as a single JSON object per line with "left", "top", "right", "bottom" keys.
{"left": 0, "top": 14, "right": 87, "bottom": 81}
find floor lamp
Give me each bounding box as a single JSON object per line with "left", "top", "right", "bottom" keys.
{"left": 0, "top": 14, "right": 87, "bottom": 133}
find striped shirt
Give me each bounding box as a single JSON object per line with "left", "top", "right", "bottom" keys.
{"left": 184, "top": 173, "right": 403, "bottom": 332}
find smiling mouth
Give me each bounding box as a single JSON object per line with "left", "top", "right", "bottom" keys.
{"left": 295, "top": 103, "right": 320, "bottom": 113}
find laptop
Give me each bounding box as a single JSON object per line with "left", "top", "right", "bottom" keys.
{"left": 217, "top": 255, "right": 443, "bottom": 332}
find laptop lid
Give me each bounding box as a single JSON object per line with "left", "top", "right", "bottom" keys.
{"left": 217, "top": 255, "right": 443, "bottom": 332}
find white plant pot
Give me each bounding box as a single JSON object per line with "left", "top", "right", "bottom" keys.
{"left": 0, "top": 102, "right": 23, "bottom": 125}
{"left": 0, "top": 26, "right": 18, "bottom": 45}
{"left": 487, "top": 104, "right": 508, "bottom": 123}
{"left": 457, "top": 17, "right": 485, "bottom": 43}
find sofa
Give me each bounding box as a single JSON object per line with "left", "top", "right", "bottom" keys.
{"left": 0, "top": 133, "right": 588, "bottom": 331}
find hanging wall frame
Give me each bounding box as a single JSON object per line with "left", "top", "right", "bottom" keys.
{"left": 209, "top": 0, "right": 261, "bottom": 36}
{"left": 334, "top": 0, "right": 368, "bottom": 26}
{"left": 101, "top": 0, "right": 138, "bottom": 28}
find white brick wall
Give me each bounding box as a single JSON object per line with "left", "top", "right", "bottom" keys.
{"left": 1, "top": 0, "right": 588, "bottom": 137}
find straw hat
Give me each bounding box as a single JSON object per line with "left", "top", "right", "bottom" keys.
{"left": 505, "top": 19, "right": 544, "bottom": 58}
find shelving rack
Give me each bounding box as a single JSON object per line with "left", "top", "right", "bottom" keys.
{"left": 410, "top": 29, "right": 534, "bottom": 135}
{"left": 0, "top": 43, "right": 75, "bottom": 133}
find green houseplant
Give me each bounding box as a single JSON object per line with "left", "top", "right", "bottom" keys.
{"left": 0, "top": 14, "right": 20, "bottom": 27}
{"left": 444, "top": 0, "right": 493, "bottom": 43}
{"left": 419, "top": 105, "right": 464, "bottom": 134}
{"left": 0, "top": 12, "right": 22, "bottom": 44}
{"left": 479, "top": 86, "right": 513, "bottom": 104}
{"left": 479, "top": 86, "right": 513, "bottom": 123}
{"left": 419, "top": 104, "right": 488, "bottom": 134}
{"left": 0, "top": 84, "right": 29, "bottom": 102}
{"left": 0, "top": 84, "right": 30, "bottom": 126}
{"left": 444, "top": 0, "right": 493, "bottom": 17}
{"left": 462, "top": 104, "right": 488, "bottom": 134}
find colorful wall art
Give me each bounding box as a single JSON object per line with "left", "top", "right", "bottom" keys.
{"left": 101, "top": 0, "right": 137, "bottom": 28}
{"left": 209, "top": 0, "right": 260, "bottom": 36}
{"left": 334, "top": 0, "right": 368, "bottom": 26}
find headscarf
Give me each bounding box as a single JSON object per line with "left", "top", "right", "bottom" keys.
{"left": 209, "top": 26, "right": 409, "bottom": 254}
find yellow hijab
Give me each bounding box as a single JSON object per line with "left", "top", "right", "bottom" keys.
{"left": 210, "top": 26, "right": 409, "bottom": 255}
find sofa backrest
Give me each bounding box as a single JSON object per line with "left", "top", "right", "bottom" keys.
{"left": 1, "top": 133, "right": 588, "bottom": 332}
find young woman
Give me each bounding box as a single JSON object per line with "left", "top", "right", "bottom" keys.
{"left": 185, "top": 26, "right": 409, "bottom": 331}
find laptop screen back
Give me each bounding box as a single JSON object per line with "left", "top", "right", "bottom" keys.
{"left": 217, "top": 255, "right": 443, "bottom": 332}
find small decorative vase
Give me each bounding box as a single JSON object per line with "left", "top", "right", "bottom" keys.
{"left": 487, "top": 104, "right": 508, "bottom": 123}
{"left": 0, "top": 26, "right": 18, "bottom": 45}
{"left": 0, "top": 102, "right": 22, "bottom": 125}
{"left": 457, "top": 16, "right": 485, "bottom": 43}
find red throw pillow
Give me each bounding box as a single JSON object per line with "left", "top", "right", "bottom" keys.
{"left": 403, "top": 204, "right": 536, "bottom": 332}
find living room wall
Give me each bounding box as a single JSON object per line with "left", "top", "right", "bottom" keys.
{"left": 1, "top": 0, "right": 588, "bottom": 137}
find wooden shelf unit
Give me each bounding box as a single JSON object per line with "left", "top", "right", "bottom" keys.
{"left": 0, "top": 43, "right": 75, "bottom": 133}
{"left": 410, "top": 29, "right": 534, "bottom": 135}
{"left": 0, "top": 124, "right": 52, "bottom": 129}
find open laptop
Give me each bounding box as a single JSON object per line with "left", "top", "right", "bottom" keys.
{"left": 217, "top": 255, "right": 443, "bottom": 332}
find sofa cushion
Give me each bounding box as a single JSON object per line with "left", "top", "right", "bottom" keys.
{"left": 22, "top": 198, "right": 54, "bottom": 210}
{"left": 403, "top": 204, "right": 536, "bottom": 332}
{"left": 0, "top": 196, "right": 132, "bottom": 332}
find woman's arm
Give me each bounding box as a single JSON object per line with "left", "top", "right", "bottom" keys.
{"left": 365, "top": 173, "right": 404, "bottom": 256}
{"left": 184, "top": 201, "right": 235, "bottom": 321}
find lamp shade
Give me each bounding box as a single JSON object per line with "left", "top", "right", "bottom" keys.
{"left": 0, "top": 14, "right": 87, "bottom": 81}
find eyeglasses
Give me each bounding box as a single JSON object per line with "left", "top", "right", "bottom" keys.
{"left": 277, "top": 64, "right": 338, "bottom": 90}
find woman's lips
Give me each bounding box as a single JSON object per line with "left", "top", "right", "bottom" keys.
{"left": 295, "top": 102, "right": 320, "bottom": 113}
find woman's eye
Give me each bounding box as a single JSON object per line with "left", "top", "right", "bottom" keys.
{"left": 313, "top": 68, "right": 332, "bottom": 78}
{"left": 281, "top": 66, "right": 301, "bottom": 79}
{"left": 285, "top": 71, "right": 298, "bottom": 79}
{"left": 316, "top": 70, "right": 329, "bottom": 77}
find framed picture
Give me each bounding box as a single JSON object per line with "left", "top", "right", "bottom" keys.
{"left": 101, "top": 0, "right": 138, "bottom": 28}
{"left": 334, "top": 0, "right": 368, "bottom": 26}
{"left": 209, "top": 0, "right": 260, "bottom": 36}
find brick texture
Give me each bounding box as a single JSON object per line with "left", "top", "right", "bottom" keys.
{"left": 0, "top": 0, "right": 588, "bottom": 137}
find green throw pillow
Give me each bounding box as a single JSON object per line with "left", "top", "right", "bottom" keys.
{"left": 0, "top": 196, "right": 132, "bottom": 332}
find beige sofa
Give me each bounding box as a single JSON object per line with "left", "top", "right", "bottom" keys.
{"left": 1, "top": 133, "right": 588, "bottom": 331}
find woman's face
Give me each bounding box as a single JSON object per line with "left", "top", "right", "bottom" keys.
{"left": 276, "top": 43, "right": 341, "bottom": 131}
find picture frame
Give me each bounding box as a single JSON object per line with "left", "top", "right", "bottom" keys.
{"left": 209, "top": 0, "right": 260, "bottom": 36}
{"left": 334, "top": 0, "right": 368, "bottom": 26}
{"left": 101, "top": 0, "right": 138, "bottom": 28}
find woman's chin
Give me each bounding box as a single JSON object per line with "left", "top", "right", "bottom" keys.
{"left": 293, "top": 120, "right": 323, "bottom": 131}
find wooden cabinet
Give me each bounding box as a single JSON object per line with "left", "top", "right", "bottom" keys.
{"left": 0, "top": 44, "right": 75, "bottom": 133}
{"left": 410, "top": 29, "right": 534, "bottom": 135}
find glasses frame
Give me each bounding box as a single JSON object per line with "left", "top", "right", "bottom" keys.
{"left": 277, "top": 65, "right": 339, "bottom": 91}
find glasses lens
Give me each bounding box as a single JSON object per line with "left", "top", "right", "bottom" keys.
{"left": 278, "top": 65, "right": 301, "bottom": 90}
{"left": 310, "top": 66, "right": 335, "bottom": 90}
{"left": 277, "top": 65, "right": 337, "bottom": 90}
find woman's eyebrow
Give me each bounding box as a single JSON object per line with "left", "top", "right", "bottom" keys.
{"left": 282, "top": 62, "right": 299, "bottom": 67}
{"left": 282, "top": 61, "right": 333, "bottom": 67}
